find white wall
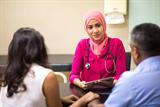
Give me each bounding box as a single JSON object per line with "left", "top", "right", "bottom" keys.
{"left": 0, "top": 0, "right": 129, "bottom": 55}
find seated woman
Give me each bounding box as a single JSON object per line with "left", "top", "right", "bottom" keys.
{"left": 70, "top": 10, "right": 126, "bottom": 89}
{"left": 0, "top": 27, "right": 99, "bottom": 107}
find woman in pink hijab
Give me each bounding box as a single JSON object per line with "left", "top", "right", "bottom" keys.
{"left": 70, "top": 10, "right": 126, "bottom": 89}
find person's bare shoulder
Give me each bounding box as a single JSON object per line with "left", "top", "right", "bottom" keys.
{"left": 43, "top": 71, "right": 59, "bottom": 96}
{"left": 43, "top": 71, "right": 62, "bottom": 107}
{"left": 45, "top": 71, "right": 57, "bottom": 83}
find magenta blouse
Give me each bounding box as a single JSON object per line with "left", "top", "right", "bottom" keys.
{"left": 69, "top": 37, "right": 126, "bottom": 84}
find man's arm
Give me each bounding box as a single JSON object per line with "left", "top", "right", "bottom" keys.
{"left": 104, "top": 72, "right": 132, "bottom": 107}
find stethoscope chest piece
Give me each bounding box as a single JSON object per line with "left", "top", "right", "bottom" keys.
{"left": 85, "top": 62, "right": 90, "bottom": 69}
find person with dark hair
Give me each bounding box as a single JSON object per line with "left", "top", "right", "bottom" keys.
{"left": 0, "top": 27, "right": 100, "bottom": 107}
{"left": 87, "top": 23, "right": 160, "bottom": 107}
{"left": 69, "top": 10, "right": 126, "bottom": 89}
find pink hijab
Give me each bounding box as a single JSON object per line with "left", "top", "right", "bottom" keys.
{"left": 84, "top": 10, "right": 107, "bottom": 33}
{"left": 84, "top": 10, "right": 107, "bottom": 56}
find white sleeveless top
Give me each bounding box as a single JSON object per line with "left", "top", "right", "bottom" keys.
{"left": 0, "top": 64, "right": 52, "bottom": 107}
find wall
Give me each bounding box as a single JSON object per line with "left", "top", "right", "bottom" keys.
{"left": 0, "top": 0, "right": 129, "bottom": 55}
{"left": 129, "top": 0, "right": 160, "bottom": 32}
{"left": 1, "top": 0, "right": 160, "bottom": 75}
{"left": 129, "top": 0, "right": 160, "bottom": 69}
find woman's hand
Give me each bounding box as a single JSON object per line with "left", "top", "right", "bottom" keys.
{"left": 69, "top": 92, "right": 100, "bottom": 107}
{"left": 88, "top": 99, "right": 104, "bottom": 107}
{"left": 79, "top": 81, "right": 88, "bottom": 89}
{"left": 73, "top": 78, "right": 88, "bottom": 89}
{"left": 61, "top": 95, "right": 79, "bottom": 105}
{"left": 83, "top": 92, "right": 100, "bottom": 103}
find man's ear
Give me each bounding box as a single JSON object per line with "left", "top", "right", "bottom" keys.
{"left": 133, "top": 46, "right": 140, "bottom": 58}
{"left": 132, "top": 46, "right": 141, "bottom": 65}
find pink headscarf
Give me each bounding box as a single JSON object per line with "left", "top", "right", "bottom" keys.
{"left": 84, "top": 10, "right": 107, "bottom": 34}
{"left": 84, "top": 10, "right": 107, "bottom": 56}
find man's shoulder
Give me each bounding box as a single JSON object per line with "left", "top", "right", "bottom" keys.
{"left": 119, "top": 71, "right": 138, "bottom": 83}
{"left": 121, "top": 71, "right": 135, "bottom": 77}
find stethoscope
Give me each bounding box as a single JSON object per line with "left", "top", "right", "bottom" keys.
{"left": 85, "top": 38, "right": 116, "bottom": 73}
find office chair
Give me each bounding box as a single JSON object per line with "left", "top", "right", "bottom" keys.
{"left": 54, "top": 72, "right": 68, "bottom": 83}
{"left": 49, "top": 64, "right": 71, "bottom": 83}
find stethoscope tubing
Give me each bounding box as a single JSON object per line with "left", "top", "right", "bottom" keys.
{"left": 85, "top": 38, "right": 116, "bottom": 73}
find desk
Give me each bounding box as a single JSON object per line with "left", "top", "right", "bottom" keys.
{"left": 59, "top": 83, "right": 112, "bottom": 103}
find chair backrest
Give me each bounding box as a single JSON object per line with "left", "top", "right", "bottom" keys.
{"left": 54, "top": 72, "right": 68, "bottom": 83}
{"left": 126, "top": 52, "right": 131, "bottom": 71}
{"left": 49, "top": 64, "right": 70, "bottom": 83}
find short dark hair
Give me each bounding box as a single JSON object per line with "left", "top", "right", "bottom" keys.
{"left": 131, "top": 23, "right": 160, "bottom": 54}
{"left": 4, "top": 27, "right": 48, "bottom": 97}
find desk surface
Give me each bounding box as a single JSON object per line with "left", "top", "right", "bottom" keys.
{"left": 59, "top": 83, "right": 112, "bottom": 103}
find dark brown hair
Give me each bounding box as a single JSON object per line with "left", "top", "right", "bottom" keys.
{"left": 3, "top": 27, "right": 48, "bottom": 97}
